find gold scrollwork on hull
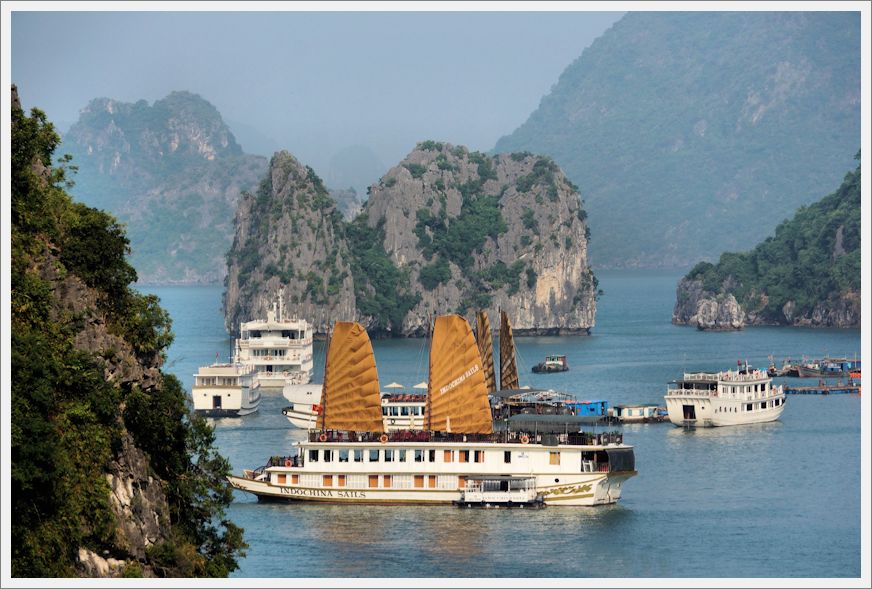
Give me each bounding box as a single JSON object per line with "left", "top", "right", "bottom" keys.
{"left": 540, "top": 483, "right": 594, "bottom": 497}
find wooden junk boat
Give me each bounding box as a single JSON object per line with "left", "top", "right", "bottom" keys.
{"left": 229, "top": 311, "right": 636, "bottom": 506}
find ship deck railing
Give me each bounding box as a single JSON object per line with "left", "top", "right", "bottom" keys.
{"left": 680, "top": 370, "right": 769, "bottom": 382}
{"left": 305, "top": 429, "right": 625, "bottom": 446}
{"left": 666, "top": 386, "right": 784, "bottom": 399}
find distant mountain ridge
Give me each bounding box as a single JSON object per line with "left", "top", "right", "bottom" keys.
{"left": 60, "top": 91, "right": 360, "bottom": 284}
{"left": 495, "top": 12, "right": 860, "bottom": 269}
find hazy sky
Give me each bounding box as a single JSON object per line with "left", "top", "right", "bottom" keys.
{"left": 11, "top": 9, "right": 622, "bottom": 186}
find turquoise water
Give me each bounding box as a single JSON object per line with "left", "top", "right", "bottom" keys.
{"left": 142, "top": 270, "right": 862, "bottom": 578}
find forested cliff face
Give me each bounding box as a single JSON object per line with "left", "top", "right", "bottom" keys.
{"left": 223, "top": 151, "right": 358, "bottom": 334}
{"left": 364, "top": 142, "right": 596, "bottom": 335}
{"left": 61, "top": 91, "right": 268, "bottom": 284}
{"left": 224, "top": 142, "right": 597, "bottom": 336}
{"left": 673, "top": 156, "right": 861, "bottom": 330}
{"left": 495, "top": 12, "right": 860, "bottom": 269}
{"left": 11, "top": 86, "right": 245, "bottom": 577}
{"left": 61, "top": 91, "right": 364, "bottom": 284}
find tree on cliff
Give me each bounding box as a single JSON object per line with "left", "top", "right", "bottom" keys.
{"left": 11, "top": 85, "right": 246, "bottom": 577}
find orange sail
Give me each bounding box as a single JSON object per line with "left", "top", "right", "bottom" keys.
{"left": 476, "top": 311, "right": 497, "bottom": 394}
{"left": 317, "top": 322, "right": 384, "bottom": 433}
{"left": 499, "top": 310, "right": 520, "bottom": 390}
{"left": 426, "top": 315, "right": 493, "bottom": 434}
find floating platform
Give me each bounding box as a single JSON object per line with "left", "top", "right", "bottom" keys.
{"left": 784, "top": 384, "right": 860, "bottom": 395}
{"left": 453, "top": 476, "right": 546, "bottom": 508}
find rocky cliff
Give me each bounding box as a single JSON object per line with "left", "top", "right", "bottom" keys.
{"left": 12, "top": 85, "right": 244, "bottom": 577}
{"left": 364, "top": 142, "right": 596, "bottom": 335}
{"left": 224, "top": 141, "right": 597, "bottom": 336}
{"left": 673, "top": 156, "right": 861, "bottom": 330}
{"left": 224, "top": 151, "right": 358, "bottom": 334}
{"left": 61, "top": 91, "right": 268, "bottom": 284}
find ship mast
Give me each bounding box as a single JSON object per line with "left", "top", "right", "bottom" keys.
{"left": 320, "top": 323, "right": 332, "bottom": 434}
{"left": 426, "top": 314, "right": 433, "bottom": 435}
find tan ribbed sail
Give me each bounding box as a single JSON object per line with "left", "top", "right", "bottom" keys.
{"left": 476, "top": 311, "right": 497, "bottom": 394}
{"left": 426, "top": 315, "right": 493, "bottom": 434}
{"left": 499, "top": 310, "right": 520, "bottom": 390}
{"left": 316, "top": 322, "right": 384, "bottom": 433}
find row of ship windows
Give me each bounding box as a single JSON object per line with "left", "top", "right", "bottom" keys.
{"left": 250, "top": 349, "right": 288, "bottom": 357}
{"left": 197, "top": 377, "right": 239, "bottom": 386}
{"left": 276, "top": 473, "right": 460, "bottom": 489}
{"left": 715, "top": 398, "right": 783, "bottom": 413}
{"left": 307, "top": 448, "right": 564, "bottom": 465}
{"left": 246, "top": 330, "right": 308, "bottom": 339}
{"left": 722, "top": 383, "right": 769, "bottom": 394}
{"left": 382, "top": 406, "right": 424, "bottom": 416}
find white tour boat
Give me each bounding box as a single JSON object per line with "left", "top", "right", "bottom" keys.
{"left": 229, "top": 314, "right": 636, "bottom": 506}
{"left": 664, "top": 362, "right": 786, "bottom": 427}
{"left": 234, "top": 288, "right": 313, "bottom": 389}
{"left": 281, "top": 384, "right": 427, "bottom": 432}
{"left": 192, "top": 362, "right": 261, "bottom": 417}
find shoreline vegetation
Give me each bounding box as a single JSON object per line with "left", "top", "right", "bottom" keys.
{"left": 11, "top": 85, "right": 246, "bottom": 577}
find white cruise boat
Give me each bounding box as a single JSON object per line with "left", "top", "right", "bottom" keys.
{"left": 234, "top": 288, "right": 313, "bottom": 389}
{"left": 664, "top": 363, "right": 786, "bottom": 427}
{"left": 281, "top": 384, "right": 427, "bottom": 432}
{"left": 192, "top": 363, "right": 260, "bottom": 417}
{"left": 229, "top": 315, "right": 636, "bottom": 506}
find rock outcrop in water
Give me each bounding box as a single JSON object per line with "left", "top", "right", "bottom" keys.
{"left": 224, "top": 151, "right": 358, "bottom": 335}
{"left": 673, "top": 157, "right": 861, "bottom": 330}
{"left": 224, "top": 141, "right": 597, "bottom": 336}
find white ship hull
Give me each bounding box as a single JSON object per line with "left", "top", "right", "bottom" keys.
{"left": 192, "top": 363, "right": 260, "bottom": 417}
{"left": 229, "top": 471, "right": 632, "bottom": 506}
{"left": 193, "top": 384, "right": 261, "bottom": 417}
{"left": 229, "top": 438, "right": 636, "bottom": 506}
{"left": 665, "top": 394, "right": 786, "bottom": 427}
{"left": 283, "top": 384, "right": 427, "bottom": 432}
{"left": 666, "top": 366, "right": 787, "bottom": 427}
{"left": 234, "top": 290, "right": 314, "bottom": 390}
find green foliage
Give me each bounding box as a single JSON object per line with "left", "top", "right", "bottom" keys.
{"left": 404, "top": 163, "right": 427, "bottom": 179}
{"left": 414, "top": 190, "right": 507, "bottom": 270}
{"left": 419, "top": 258, "right": 452, "bottom": 290}
{"left": 345, "top": 214, "right": 421, "bottom": 333}
{"left": 12, "top": 97, "right": 245, "bottom": 577}
{"left": 476, "top": 260, "right": 526, "bottom": 296}
{"left": 127, "top": 377, "right": 246, "bottom": 577}
{"left": 682, "top": 156, "right": 861, "bottom": 322}
{"left": 384, "top": 177, "right": 397, "bottom": 188}
{"left": 435, "top": 154, "right": 455, "bottom": 172}
{"left": 515, "top": 157, "right": 558, "bottom": 194}
{"left": 521, "top": 207, "right": 538, "bottom": 231}
{"left": 418, "top": 140, "right": 444, "bottom": 151}
{"left": 510, "top": 151, "right": 532, "bottom": 162}
{"left": 526, "top": 268, "right": 538, "bottom": 289}
{"left": 468, "top": 151, "right": 498, "bottom": 181}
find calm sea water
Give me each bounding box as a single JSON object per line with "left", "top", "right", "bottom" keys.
{"left": 142, "top": 270, "right": 862, "bottom": 578}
